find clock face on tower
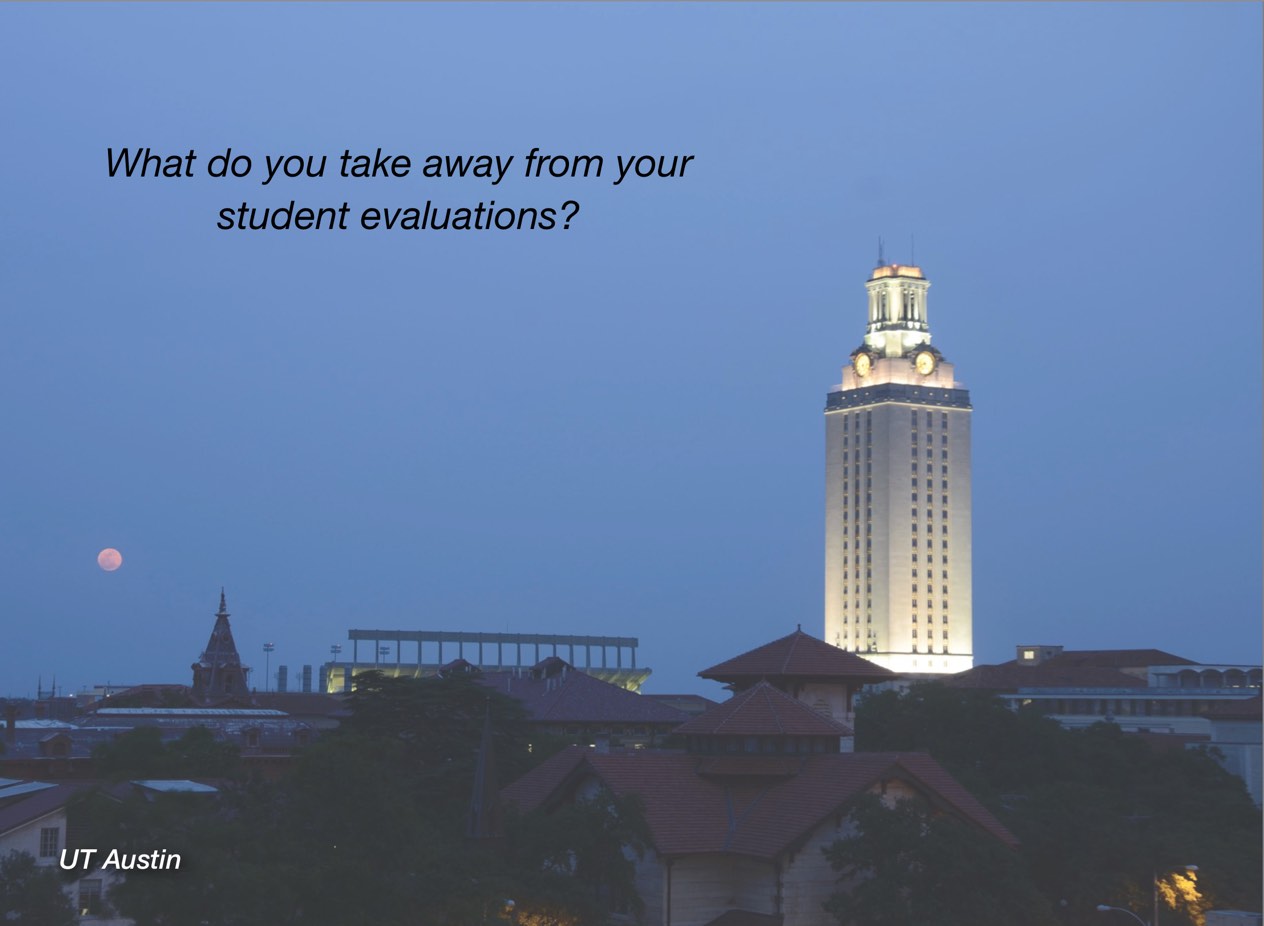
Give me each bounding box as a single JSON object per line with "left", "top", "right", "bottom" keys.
{"left": 914, "top": 350, "right": 936, "bottom": 376}
{"left": 853, "top": 353, "right": 871, "bottom": 377}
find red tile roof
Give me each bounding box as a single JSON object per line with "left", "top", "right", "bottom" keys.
{"left": 700, "top": 629, "right": 895, "bottom": 683}
{"left": 946, "top": 663, "right": 1147, "bottom": 690}
{"left": 0, "top": 782, "right": 94, "bottom": 836}
{"left": 478, "top": 668, "right": 690, "bottom": 726}
{"left": 1043, "top": 649, "right": 1195, "bottom": 668}
{"left": 503, "top": 748, "right": 1017, "bottom": 859}
{"left": 675, "top": 682, "right": 853, "bottom": 737}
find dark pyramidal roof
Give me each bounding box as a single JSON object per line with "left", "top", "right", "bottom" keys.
{"left": 699, "top": 628, "right": 895, "bottom": 683}
{"left": 675, "top": 681, "right": 853, "bottom": 737}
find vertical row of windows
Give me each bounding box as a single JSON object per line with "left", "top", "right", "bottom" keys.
{"left": 911, "top": 408, "right": 952, "bottom": 653}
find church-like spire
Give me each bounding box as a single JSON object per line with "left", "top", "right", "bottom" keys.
{"left": 192, "top": 590, "right": 250, "bottom": 703}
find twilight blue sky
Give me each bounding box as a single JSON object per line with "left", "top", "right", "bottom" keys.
{"left": 1, "top": 3, "right": 1260, "bottom": 698}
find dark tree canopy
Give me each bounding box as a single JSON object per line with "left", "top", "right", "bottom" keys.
{"left": 854, "top": 683, "right": 1261, "bottom": 925}
{"left": 0, "top": 851, "right": 78, "bottom": 926}
{"left": 824, "top": 793, "right": 1059, "bottom": 926}
{"left": 75, "top": 669, "right": 645, "bottom": 926}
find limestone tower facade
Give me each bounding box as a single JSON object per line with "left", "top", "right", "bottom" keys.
{"left": 824, "top": 259, "right": 973, "bottom": 674}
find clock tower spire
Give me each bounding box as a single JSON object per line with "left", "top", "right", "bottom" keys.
{"left": 824, "top": 258, "right": 973, "bottom": 675}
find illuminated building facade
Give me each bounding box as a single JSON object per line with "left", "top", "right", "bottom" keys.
{"left": 824, "top": 260, "right": 973, "bottom": 673}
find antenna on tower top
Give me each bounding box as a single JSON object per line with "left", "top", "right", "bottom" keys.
{"left": 876, "top": 236, "right": 885, "bottom": 268}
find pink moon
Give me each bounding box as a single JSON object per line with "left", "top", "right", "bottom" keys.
{"left": 97, "top": 548, "right": 123, "bottom": 572}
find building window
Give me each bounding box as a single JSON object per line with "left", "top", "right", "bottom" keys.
{"left": 941, "top": 450, "right": 948, "bottom": 460}
{"left": 911, "top": 493, "right": 918, "bottom": 502}
{"left": 911, "top": 463, "right": 918, "bottom": 474}
{"left": 79, "top": 880, "right": 104, "bottom": 917}
{"left": 911, "top": 584, "right": 918, "bottom": 594}
{"left": 942, "top": 435, "right": 948, "bottom": 445}
{"left": 39, "top": 827, "right": 59, "bottom": 857}
{"left": 911, "top": 554, "right": 918, "bottom": 563}
{"left": 943, "top": 631, "right": 949, "bottom": 639}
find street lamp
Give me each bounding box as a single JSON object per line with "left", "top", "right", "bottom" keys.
{"left": 1096, "top": 904, "right": 1146, "bottom": 926}
{"left": 262, "top": 643, "right": 275, "bottom": 692}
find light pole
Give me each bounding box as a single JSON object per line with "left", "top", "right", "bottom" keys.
{"left": 1096, "top": 904, "right": 1147, "bottom": 926}
{"left": 262, "top": 643, "right": 275, "bottom": 692}
{"left": 330, "top": 644, "right": 343, "bottom": 693}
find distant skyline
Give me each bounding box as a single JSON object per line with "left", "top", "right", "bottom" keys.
{"left": 1, "top": 3, "right": 1260, "bottom": 698}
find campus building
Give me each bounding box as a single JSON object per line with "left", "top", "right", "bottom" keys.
{"left": 824, "top": 259, "right": 973, "bottom": 674}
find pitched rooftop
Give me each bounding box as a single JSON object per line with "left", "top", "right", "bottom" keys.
{"left": 502, "top": 746, "right": 1018, "bottom": 858}
{"left": 699, "top": 628, "right": 895, "bottom": 684}
{"left": 675, "top": 681, "right": 853, "bottom": 737}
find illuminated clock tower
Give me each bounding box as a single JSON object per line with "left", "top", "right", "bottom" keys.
{"left": 824, "top": 259, "right": 973, "bottom": 674}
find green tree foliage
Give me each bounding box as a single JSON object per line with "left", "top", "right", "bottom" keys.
{"left": 823, "top": 793, "right": 1059, "bottom": 926}
{"left": 91, "top": 725, "right": 240, "bottom": 779}
{"left": 0, "top": 851, "right": 77, "bottom": 926}
{"left": 855, "top": 683, "right": 1262, "bottom": 925}
{"left": 76, "top": 670, "right": 643, "bottom": 926}
{"left": 505, "top": 790, "right": 652, "bottom": 924}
